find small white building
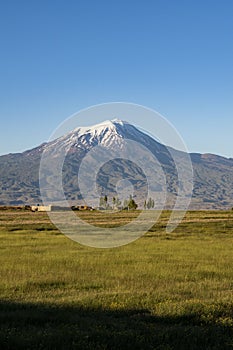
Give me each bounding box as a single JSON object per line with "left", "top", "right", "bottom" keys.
{"left": 31, "top": 205, "right": 52, "bottom": 212}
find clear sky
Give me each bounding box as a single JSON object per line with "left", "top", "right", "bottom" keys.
{"left": 0, "top": 0, "right": 232, "bottom": 158}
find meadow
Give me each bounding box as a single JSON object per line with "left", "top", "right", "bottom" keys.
{"left": 0, "top": 209, "right": 233, "bottom": 349}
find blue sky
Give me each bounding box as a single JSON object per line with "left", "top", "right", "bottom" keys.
{"left": 0, "top": 0, "right": 232, "bottom": 157}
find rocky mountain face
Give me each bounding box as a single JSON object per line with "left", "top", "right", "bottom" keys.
{"left": 0, "top": 119, "right": 232, "bottom": 209}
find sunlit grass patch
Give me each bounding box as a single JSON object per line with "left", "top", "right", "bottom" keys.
{"left": 0, "top": 210, "right": 232, "bottom": 348}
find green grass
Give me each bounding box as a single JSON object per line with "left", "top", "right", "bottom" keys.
{"left": 0, "top": 210, "right": 233, "bottom": 349}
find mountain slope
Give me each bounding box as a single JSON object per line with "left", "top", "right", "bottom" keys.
{"left": 0, "top": 119, "right": 232, "bottom": 209}
{"left": 191, "top": 153, "right": 233, "bottom": 208}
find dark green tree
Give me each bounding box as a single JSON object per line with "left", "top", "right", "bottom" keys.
{"left": 128, "top": 197, "right": 137, "bottom": 210}
{"left": 146, "top": 197, "right": 155, "bottom": 209}
{"left": 124, "top": 195, "right": 138, "bottom": 210}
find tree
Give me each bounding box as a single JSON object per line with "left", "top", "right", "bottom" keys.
{"left": 145, "top": 197, "right": 155, "bottom": 209}
{"left": 115, "top": 197, "right": 121, "bottom": 209}
{"left": 128, "top": 197, "right": 138, "bottom": 210}
{"left": 99, "top": 195, "right": 108, "bottom": 209}
{"left": 123, "top": 195, "right": 138, "bottom": 210}
{"left": 123, "top": 199, "right": 129, "bottom": 210}
{"left": 152, "top": 199, "right": 155, "bottom": 209}
{"left": 112, "top": 196, "right": 121, "bottom": 210}
{"left": 99, "top": 196, "right": 105, "bottom": 208}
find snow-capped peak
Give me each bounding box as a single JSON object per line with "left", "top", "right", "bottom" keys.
{"left": 48, "top": 119, "right": 133, "bottom": 152}
{"left": 72, "top": 118, "right": 127, "bottom": 135}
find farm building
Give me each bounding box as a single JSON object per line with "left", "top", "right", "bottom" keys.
{"left": 31, "top": 205, "right": 52, "bottom": 212}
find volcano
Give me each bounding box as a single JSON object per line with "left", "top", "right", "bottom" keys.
{"left": 0, "top": 119, "right": 232, "bottom": 209}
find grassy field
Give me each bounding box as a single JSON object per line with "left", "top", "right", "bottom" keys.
{"left": 0, "top": 210, "right": 233, "bottom": 349}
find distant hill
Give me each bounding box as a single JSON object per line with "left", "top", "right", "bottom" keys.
{"left": 0, "top": 119, "right": 232, "bottom": 209}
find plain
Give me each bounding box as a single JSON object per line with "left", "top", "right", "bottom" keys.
{"left": 0, "top": 210, "right": 232, "bottom": 349}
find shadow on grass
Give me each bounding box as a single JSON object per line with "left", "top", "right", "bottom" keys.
{"left": 0, "top": 300, "right": 232, "bottom": 350}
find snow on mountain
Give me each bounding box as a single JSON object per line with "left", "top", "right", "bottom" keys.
{"left": 45, "top": 119, "right": 154, "bottom": 153}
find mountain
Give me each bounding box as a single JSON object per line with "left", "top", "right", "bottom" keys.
{"left": 0, "top": 119, "right": 232, "bottom": 209}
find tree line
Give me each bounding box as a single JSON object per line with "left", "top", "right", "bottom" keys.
{"left": 99, "top": 195, "right": 155, "bottom": 210}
